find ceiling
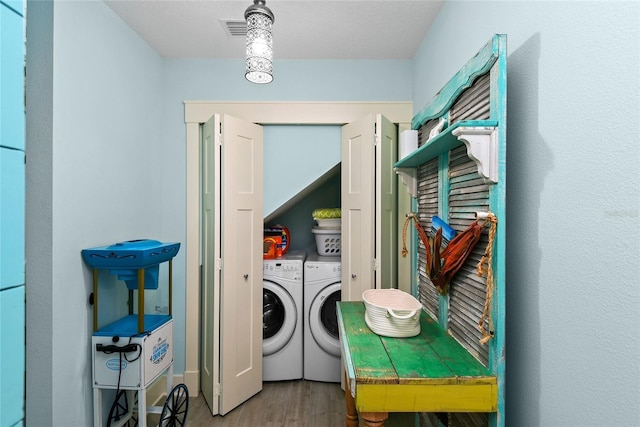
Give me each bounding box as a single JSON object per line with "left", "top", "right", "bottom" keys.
{"left": 104, "top": 0, "right": 444, "bottom": 60}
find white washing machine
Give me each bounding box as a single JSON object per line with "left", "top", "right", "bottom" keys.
{"left": 303, "top": 253, "right": 342, "bottom": 383}
{"left": 263, "top": 252, "right": 306, "bottom": 381}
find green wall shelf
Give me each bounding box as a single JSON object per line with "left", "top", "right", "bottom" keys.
{"left": 394, "top": 120, "right": 498, "bottom": 197}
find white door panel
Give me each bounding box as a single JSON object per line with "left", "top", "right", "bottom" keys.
{"left": 376, "top": 115, "right": 398, "bottom": 289}
{"left": 201, "top": 114, "right": 263, "bottom": 416}
{"left": 341, "top": 117, "right": 375, "bottom": 302}
{"left": 201, "top": 115, "right": 219, "bottom": 414}
{"left": 219, "top": 114, "right": 263, "bottom": 415}
{"left": 341, "top": 114, "right": 397, "bottom": 300}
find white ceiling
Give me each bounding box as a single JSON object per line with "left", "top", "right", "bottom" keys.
{"left": 104, "top": 0, "right": 444, "bottom": 60}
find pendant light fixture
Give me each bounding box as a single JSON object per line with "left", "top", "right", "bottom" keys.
{"left": 244, "top": 0, "right": 274, "bottom": 84}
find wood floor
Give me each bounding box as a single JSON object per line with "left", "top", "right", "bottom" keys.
{"left": 149, "top": 379, "right": 414, "bottom": 426}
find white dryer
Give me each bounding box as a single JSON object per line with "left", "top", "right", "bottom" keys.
{"left": 263, "top": 252, "right": 306, "bottom": 381}
{"left": 303, "top": 253, "right": 342, "bottom": 383}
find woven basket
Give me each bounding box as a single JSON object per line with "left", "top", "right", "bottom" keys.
{"left": 362, "top": 289, "right": 421, "bottom": 338}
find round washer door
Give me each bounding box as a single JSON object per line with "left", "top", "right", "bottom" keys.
{"left": 263, "top": 280, "right": 297, "bottom": 356}
{"left": 308, "top": 282, "right": 341, "bottom": 357}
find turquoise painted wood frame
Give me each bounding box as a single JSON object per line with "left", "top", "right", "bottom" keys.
{"left": 395, "top": 34, "right": 506, "bottom": 427}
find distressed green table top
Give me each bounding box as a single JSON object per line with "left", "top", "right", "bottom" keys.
{"left": 337, "top": 301, "right": 497, "bottom": 413}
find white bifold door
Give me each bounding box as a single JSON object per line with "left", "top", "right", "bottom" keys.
{"left": 341, "top": 114, "right": 397, "bottom": 301}
{"left": 200, "top": 112, "right": 396, "bottom": 415}
{"left": 201, "top": 114, "right": 263, "bottom": 416}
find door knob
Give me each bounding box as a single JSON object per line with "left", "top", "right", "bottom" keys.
{"left": 351, "top": 274, "right": 357, "bottom": 279}
{"left": 244, "top": 274, "right": 249, "bottom": 280}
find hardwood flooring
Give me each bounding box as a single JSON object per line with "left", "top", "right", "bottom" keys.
{"left": 149, "top": 379, "right": 414, "bottom": 426}
{"left": 190, "top": 380, "right": 344, "bottom": 426}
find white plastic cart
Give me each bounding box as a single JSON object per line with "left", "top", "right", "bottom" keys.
{"left": 82, "top": 240, "right": 189, "bottom": 427}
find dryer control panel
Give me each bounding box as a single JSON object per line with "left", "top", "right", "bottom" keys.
{"left": 304, "top": 257, "right": 342, "bottom": 282}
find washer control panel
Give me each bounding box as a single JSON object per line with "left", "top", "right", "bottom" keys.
{"left": 264, "top": 260, "right": 303, "bottom": 281}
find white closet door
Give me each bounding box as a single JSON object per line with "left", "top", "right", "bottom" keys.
{"left": 201, "top": 114, "right": 263, "bottom": 416}
{"left": 341, "top": 115, "right": 375, "bottom": 301}
{"left": 376, "top": 115, "right": 398, "bottom": 289}
{"left": 218, "top": 114, "right": 264, "bottom": 415}
{"left": 341, "top": 114, "right": 397, "bottom": 300}
{"left": 200, "top": 115, "right": 218, "bottom": 414}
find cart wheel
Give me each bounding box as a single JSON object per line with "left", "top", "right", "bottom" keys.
{"left": 107, "top": 390, "right": 138, "bottom": 427}
{"left": 159, "top": 384, "right": 189, "bottom": 427}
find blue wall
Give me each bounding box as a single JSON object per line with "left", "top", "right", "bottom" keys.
{"left": 263, "top": 125, "right": 341, "bottom": 217}
{"left": 412, "top": 2, "right": 639, "bottom": 425}
{"left": 25, "top": 1, "right": 412, "bottom": 425}
{"left": 25, "top": 1, "right": 165, "bottom": 425}
{"left": 158, "top": 46, "right": 413, "bottom": 378}
{"left": 0, "top": 0, "right": 25, "bottom": 426}
{"left": 24, "top": 0, "right": 640, "bottom": 425}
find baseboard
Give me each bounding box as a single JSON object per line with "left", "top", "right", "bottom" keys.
{"left": 183, "top": 369, "right": 200, "bottom": 397}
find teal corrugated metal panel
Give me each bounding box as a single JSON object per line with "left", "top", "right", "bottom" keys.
{"left": 0, "top": 3, "right": 25, "bottom": 151}
{"left": 0, "top": 285, "right": 26, "bottom": 426}
{"left": 0, "top": 148, "right": 25, "bottom": 290}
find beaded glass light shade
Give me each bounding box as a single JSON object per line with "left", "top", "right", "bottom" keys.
{"left": 244, "top": 0, "right": 274, "bottom": 84}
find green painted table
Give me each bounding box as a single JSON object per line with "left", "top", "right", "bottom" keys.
{"left": 337, "top": 301, "right": 497, "bottom": 427}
